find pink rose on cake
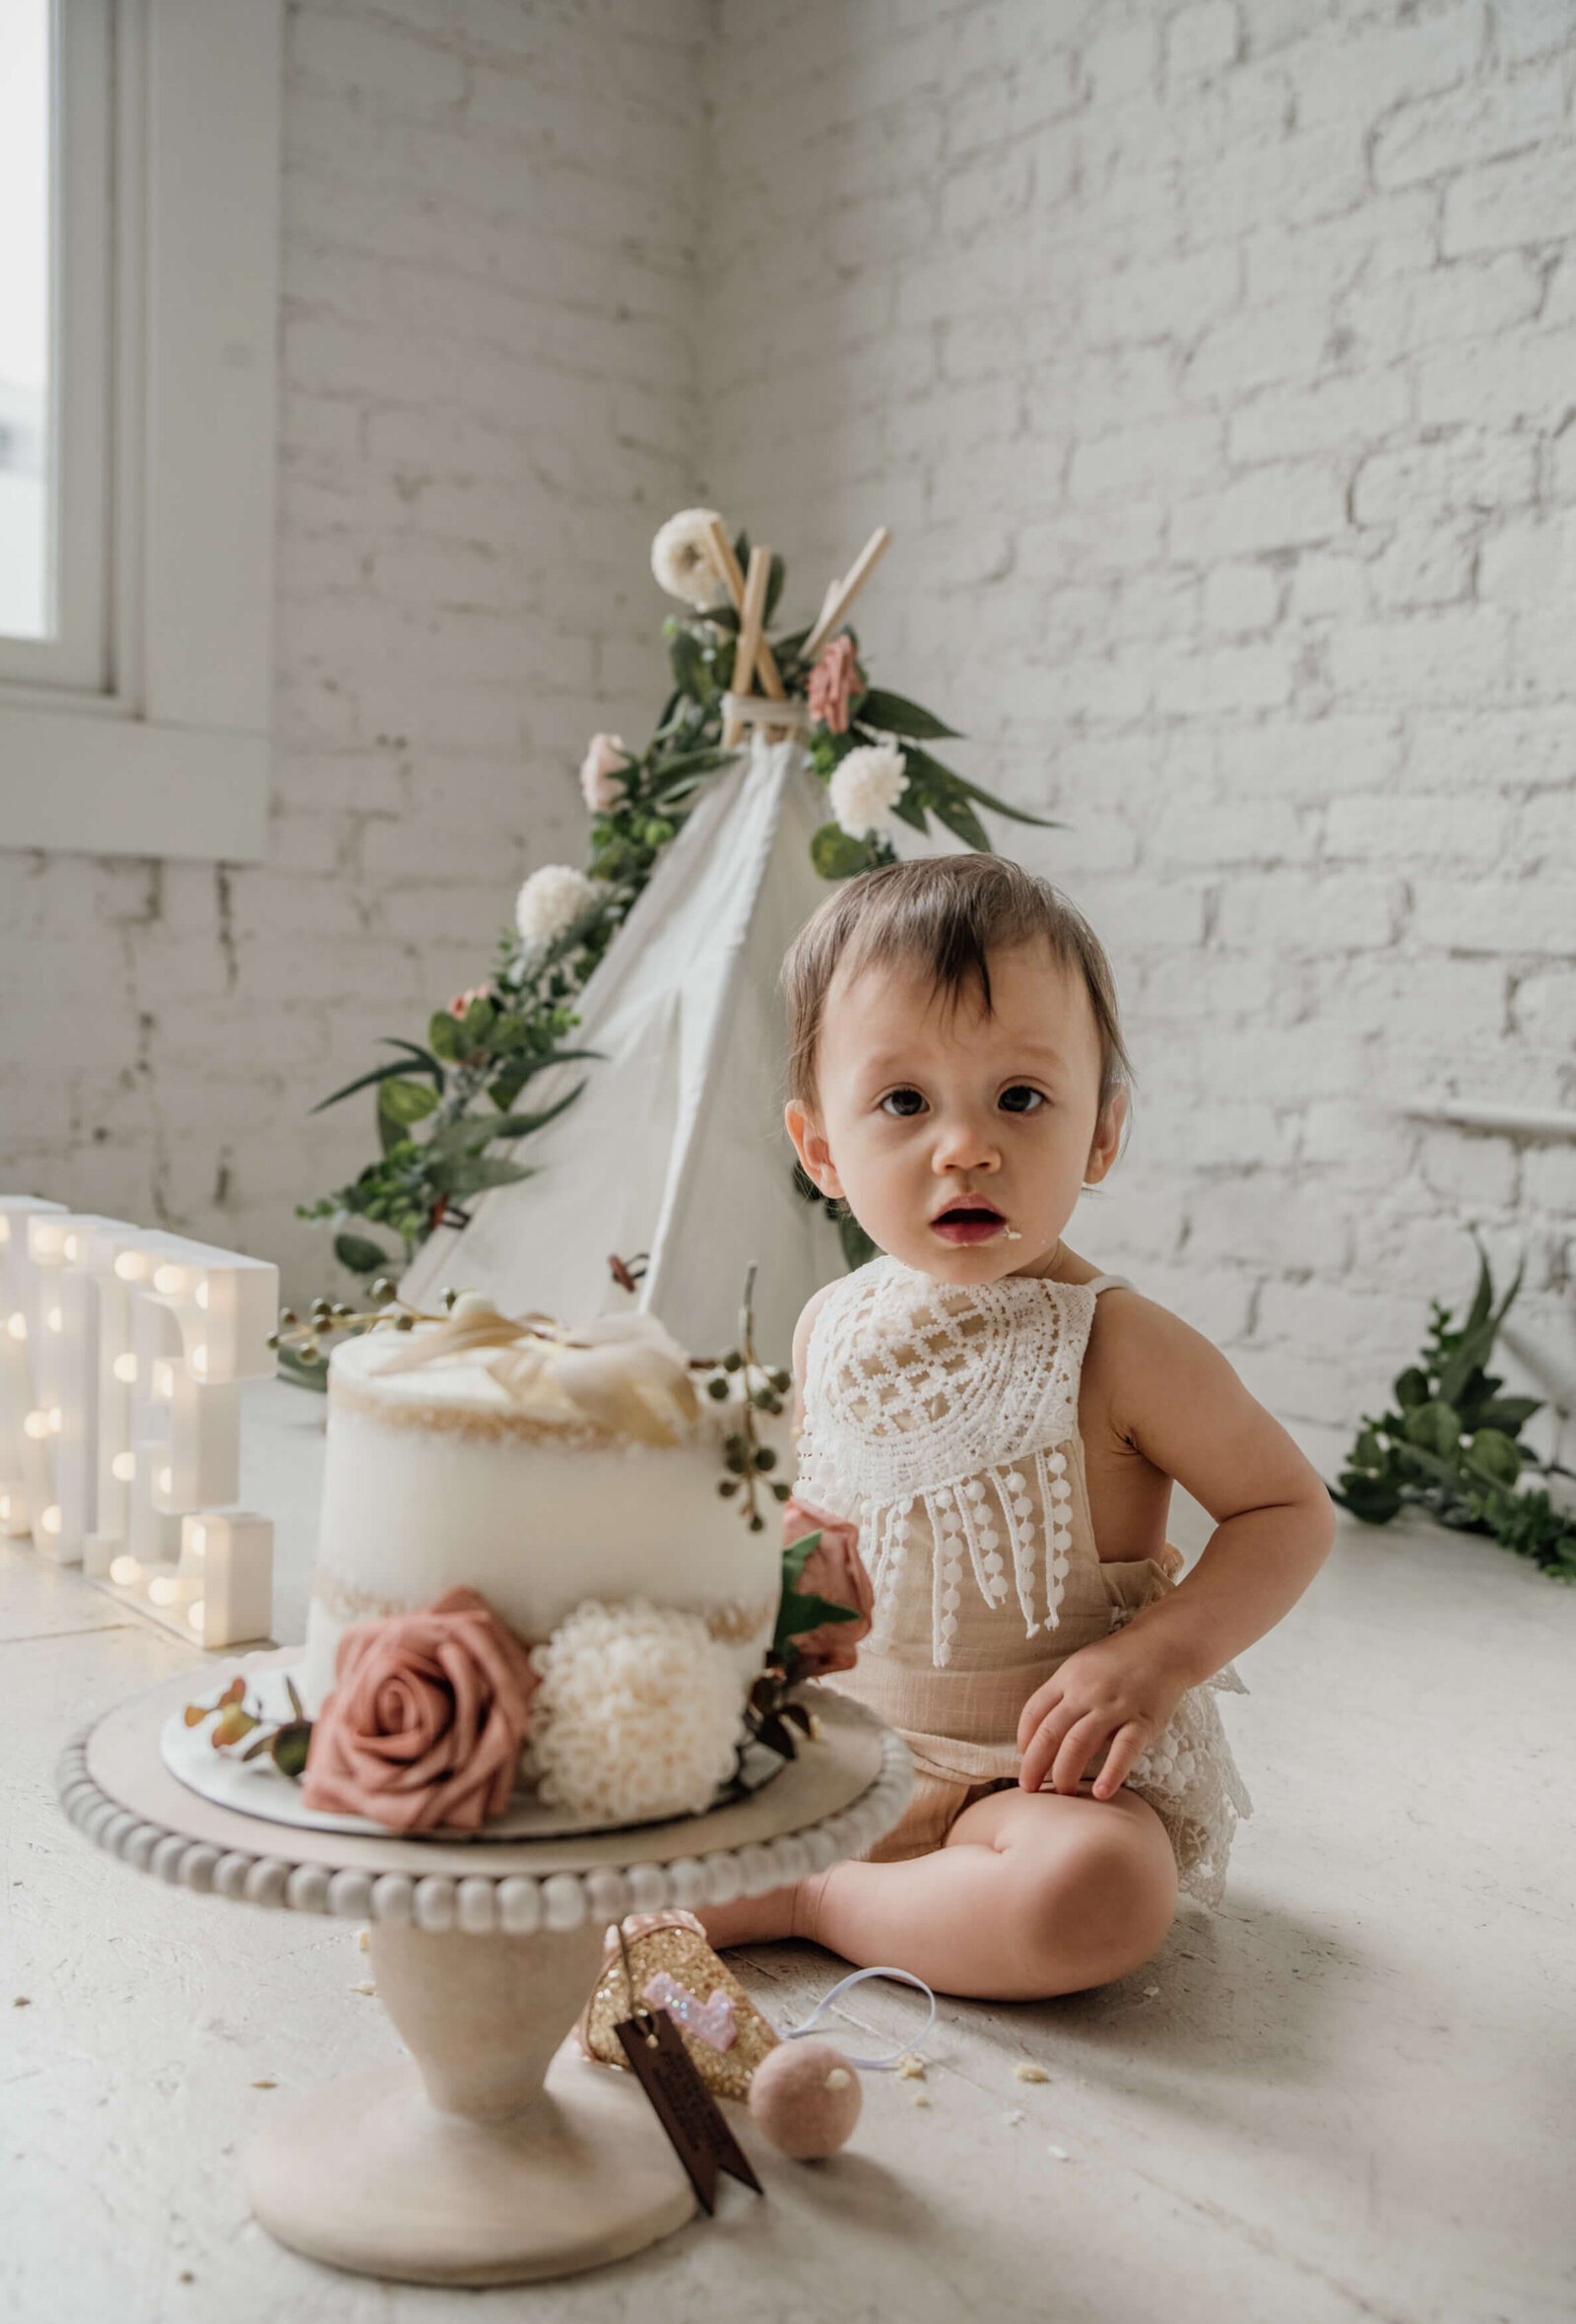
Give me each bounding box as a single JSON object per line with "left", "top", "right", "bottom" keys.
{"left": 779, "top": 1496, "right": 875, "bottom": 1677}
{"left": 301, "top": 1586, "right": 539, "bottom": 1832}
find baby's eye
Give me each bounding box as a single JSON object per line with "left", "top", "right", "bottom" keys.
{"left": 999, "top": 1085, "right": 1045, "bottom": 1115}
{"left": 880, "top": 1089, "right": 927, "bottom": 1118}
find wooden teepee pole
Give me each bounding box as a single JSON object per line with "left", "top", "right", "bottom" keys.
{"left": 703, "top": 517, "right": 785, "bottom": 701}
{"left": 725, "top": 546, "right": 773, "bottom": 747}
{"left": 802, "top": 526, "right": 891, "bottom": 663}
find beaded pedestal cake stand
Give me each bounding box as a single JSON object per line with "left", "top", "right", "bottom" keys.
{"left": 56, "top": 1651, "right": 912, "bottom": 2287}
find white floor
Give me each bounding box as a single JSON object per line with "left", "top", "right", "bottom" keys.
{"left": 3, "top": 1379, "right": 1573, "bottom": 2324}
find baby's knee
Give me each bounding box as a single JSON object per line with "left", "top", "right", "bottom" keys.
{"left": 1017, "top": 1815, "right": 1177, "bottom": 1987}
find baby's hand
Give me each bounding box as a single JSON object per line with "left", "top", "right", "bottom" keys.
{"left": 1016, "top": 1630, "right": 1189, "bottom": 1800}
{"left": 781, "top": 1495, "right": 875, "bottom": 1678}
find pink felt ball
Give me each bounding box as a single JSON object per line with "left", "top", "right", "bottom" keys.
{"left": 749, "top": 2038, "right": 862, "bottom": 2158}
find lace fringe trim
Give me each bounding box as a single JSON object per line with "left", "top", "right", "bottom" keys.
{"left": 859, "top": 1449, "right": 1077, "bottom": 1667}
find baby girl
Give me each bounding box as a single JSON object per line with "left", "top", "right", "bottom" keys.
{"left": 701, "top": 854, "right": 1334, "bottom": 2001}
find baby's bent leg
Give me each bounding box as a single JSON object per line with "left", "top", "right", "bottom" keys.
{"left": 798, "top": 1784, "right": 1177, "bottom": 2001}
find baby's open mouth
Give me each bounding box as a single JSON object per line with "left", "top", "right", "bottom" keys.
{"left": 931, "top": 1201, "right": 1007, "bottom": 1246}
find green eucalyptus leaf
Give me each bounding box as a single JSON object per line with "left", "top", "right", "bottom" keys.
{"left": 777, "top": 1589, "right": 859, "bottom": 1640}
{"left": 1464, "top": 1429, "right": 1523, "bottom": 1487}
{"left": 431, "top": 1157, "right": 540, "bottom": 1197}
{"left": 1474, "top": 1395, "right": 1542, "bottom": 1436}
{"left": 333, "top": 1232, "right": 392, "bottom": 1278}
{"left": 780, "top": 1530, "right": 821, "bottom": 1591}
{"left": 810, "top": 822, "right": 875, "bottom": 880}
{"left": 459, "top": 995, "right": 495, "bottom": 1049}
{"left": 1333, "top": 1475, "right": 1405, "bottom": 1524}
{"left": 1402, "top": 1400, "right": 1461, "bottom": 1457}
{"left": 310, "top": 1051, "right": 443, "bottom": 1115}
{"left": 902, "top": 747, "right": 1061, "bottom": 830}
{"left": 377, "top": 1078, "right": 441, "bottom": 1128}
{"left": 269, "top": 1721, "right": 313, "bottom": 1779}
{"left": 668, "top": 629, "right": 704, "bottom": 696}
{"left": 855, "top": 688, "right": 959, "bottom": 740}
{"left": 764, "top": 551, "right": 786, "bottom": 626}
{"left": 427, "top": 1013, "right": 462, "bottom": 1063}
{"left": 927, "top": 787, "right": 994, "bottom": 853}
{"left": 1394, "top": 1366, "right": 1430, "bottom": 1410}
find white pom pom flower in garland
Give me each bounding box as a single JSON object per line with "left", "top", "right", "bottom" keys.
{"left": 828, "top": 742, "right": 909, "bottom": 838}
{"left": 650, "top": 508, "right": 728, "bottom": 612}
{"left": 514, "top": 863, "right": 600, "bottom": 953}
{"left": 530, "top": 1599, "right": 744, "bottom": 1826}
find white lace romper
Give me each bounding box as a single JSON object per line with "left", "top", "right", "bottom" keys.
{"left": 796, "top": 1255, "right": 1253, "bottom": 1909}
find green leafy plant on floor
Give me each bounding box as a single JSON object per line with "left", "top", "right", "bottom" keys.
{"left": 1332, "top": 1239, "right": 1576, "bottom": 1581}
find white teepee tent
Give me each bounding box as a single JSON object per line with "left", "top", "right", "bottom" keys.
{"left": 399, "top": 731, "right": 843, "bottom": 1360}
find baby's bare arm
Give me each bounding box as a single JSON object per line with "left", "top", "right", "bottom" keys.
{"left": 1100, "top": 1292, "right": 1335, "bottom": 1685}
{"left": 1018, "top": 1293, "right": 1335, "bottom": 1798}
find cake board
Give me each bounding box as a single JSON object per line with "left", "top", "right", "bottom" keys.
{"left": 57, "top": 1650, "right": 913, "bottom": 2287}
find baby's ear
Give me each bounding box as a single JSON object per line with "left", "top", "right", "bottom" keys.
{"left": 1083, "top": 1090, "right": 1128, "bottom": 1187}
{"left": 784, "top": 1098, "right": 844, "bottom": 1199}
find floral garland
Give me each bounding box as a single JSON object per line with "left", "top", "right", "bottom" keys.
{"left": 298, "top": 507, "right": 1053, "bottom": 1289}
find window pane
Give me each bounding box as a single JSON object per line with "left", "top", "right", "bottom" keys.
{"left": 0, "top": 0, "right": 53, "bottom": 641}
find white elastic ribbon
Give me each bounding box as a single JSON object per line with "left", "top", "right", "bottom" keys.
{"left": 780, "top": 1964, "right": 937, "bottom": 2070}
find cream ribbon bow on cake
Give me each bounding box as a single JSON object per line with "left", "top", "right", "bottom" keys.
{"left": 374, "top": 1296, "right": 701, "bottom": 1445}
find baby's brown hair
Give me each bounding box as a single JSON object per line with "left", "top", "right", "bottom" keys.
{"left": 781, "top": 854, "right": 1133, "bottom": 1120}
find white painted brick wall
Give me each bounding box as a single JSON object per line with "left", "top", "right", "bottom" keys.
{"left": 3, "top": 0, "right": 1572, "bottom": 1487}
{"left": 1, "top": 0, "right": 707, "bottom": 1296}
{"left": 702, "top": 0, "right": 1576, "bottom": 1475}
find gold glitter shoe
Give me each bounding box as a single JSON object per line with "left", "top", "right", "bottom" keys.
{"left": 574, "top": 1909, "right": 780, "bottom": 2102}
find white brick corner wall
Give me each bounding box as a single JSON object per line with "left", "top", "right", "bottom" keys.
{"left": 702, "top": 0, "right": 1576, "bottom": 1475}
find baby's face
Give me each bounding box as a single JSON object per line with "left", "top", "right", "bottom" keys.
{"left": 788, "top": 939, "right": 1122, "bottom": 1285}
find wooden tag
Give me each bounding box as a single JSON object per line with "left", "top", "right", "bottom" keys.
{"left": 614, "top": 2011, "right": 763, "bottom": 2215}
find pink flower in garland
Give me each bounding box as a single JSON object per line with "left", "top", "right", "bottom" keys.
{"left": 302, "top": 1586, "right": 539, "bottom": 1832}
{"left": 579, "top": 732, "right": 631, "bottom": 814}
{"left": 808, "top": 635, "right": 862, "bottom": 735}
{"left": 447, "top": 983, "right": 492, "bottom": 1020}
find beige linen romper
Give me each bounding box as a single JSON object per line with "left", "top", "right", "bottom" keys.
{"left": 796, "top": 1256, "right": 1252, "bottom": 1907}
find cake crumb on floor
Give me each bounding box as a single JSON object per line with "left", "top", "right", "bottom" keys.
{"left": 1014, "top": 2062, "right": 1050, "bottom": 2084}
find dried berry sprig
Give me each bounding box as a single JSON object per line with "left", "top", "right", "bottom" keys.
{"left": 700, "top": 1264, "right": 793, "bottom": 1533}
{"left": 269, "top": 1278, "right": 454, "bottom": 1390}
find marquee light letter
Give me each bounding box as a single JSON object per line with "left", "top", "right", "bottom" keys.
{"left": 1, "top": 1198, "right": 278, "bottom": 1648}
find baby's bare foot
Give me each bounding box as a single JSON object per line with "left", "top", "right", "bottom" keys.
{"left": 698, "top": 1873, "right": 829, "bottom": 1951}
{"left": 696, "top": 1882, "right": 800, "bottom": 1950}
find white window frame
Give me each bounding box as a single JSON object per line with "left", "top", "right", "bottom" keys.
{"left": 0, "top": 0, "right": 282, "bottom": 864}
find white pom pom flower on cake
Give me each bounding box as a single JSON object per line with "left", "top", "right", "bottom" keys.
{"left": 529, "top": 1601, "right": 745, "bottom": 1826}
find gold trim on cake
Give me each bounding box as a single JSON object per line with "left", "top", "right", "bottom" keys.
{"left": 329, "top": 1372, "right": 635, "bottom": 1447}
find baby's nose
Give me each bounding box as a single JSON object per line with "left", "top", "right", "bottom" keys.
{"left": 932, "top": 1115, "right": 1000, "bottom": 1170}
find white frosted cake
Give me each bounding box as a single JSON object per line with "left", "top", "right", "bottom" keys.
{"left": 302, "top": 1307, "right": 786, "bottom": 1720}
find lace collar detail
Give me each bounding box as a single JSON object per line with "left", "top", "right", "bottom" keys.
{"left": 801, "top": 1255, "right": 1098, "bottom": 1509}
